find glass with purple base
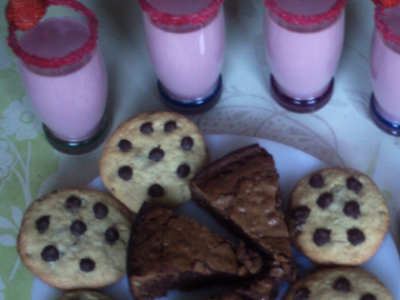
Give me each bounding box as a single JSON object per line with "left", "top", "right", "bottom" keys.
{"left": 263, "top": 0, "right": 347, "bottom": 113}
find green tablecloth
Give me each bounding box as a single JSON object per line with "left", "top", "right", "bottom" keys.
{"left": 0, "top": 2, "right": 60, "bottom": 298}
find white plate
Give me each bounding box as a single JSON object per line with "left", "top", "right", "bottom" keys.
{"left": 32, "top": 134, "right": 400, "bottom": 300}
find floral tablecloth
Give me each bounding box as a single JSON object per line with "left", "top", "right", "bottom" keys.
{"left": 0, "top": 0, "right": 399, "bottom": 299}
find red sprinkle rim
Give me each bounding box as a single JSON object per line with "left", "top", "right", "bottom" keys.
{"left": 263, "top": 0, "right": 347, "bottom": 26}
{"left": 7, "top": 0, "right": 98, "bottom": 69}
{"left": 375, "top": 3, "right": 400, "bottom": 46}
{"left": 138, "top": 0, "right": 224, "bottom": 26}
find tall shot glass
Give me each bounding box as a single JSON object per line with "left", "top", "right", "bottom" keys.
{"left": 370, "top": 4, "right": 400, "bottom": 136}
{"left": 263, "top": 0, "right": 347, "bottom": 113}
{"left": 139, "top": 0, "right": 226, "bottom": 113}
{"left": 7, "top": 0, "right": 109, "bottom": 155}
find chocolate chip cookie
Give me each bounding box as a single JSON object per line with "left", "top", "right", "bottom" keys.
{"left": 288, "top": 168, "right": 390, "bottom": 265}
{"left": 99, "top": 111, "right": 209, "bottom": 212}
{"left": 55, "top": 290, "right": 116, "bottom": 300}
{"left": 282, "top": 267, "right": 393, "bottom": 300}
{"left": 17, "top": 188, "right": 132, "bottom": 290}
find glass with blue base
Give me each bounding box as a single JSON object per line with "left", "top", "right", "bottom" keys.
{"left": 370, "top": 3, "right": 400, "bottom": 136}
{"left": 139, "top": 0, "right": 226, "bottom": 114}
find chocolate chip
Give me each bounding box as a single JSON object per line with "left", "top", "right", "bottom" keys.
{"left": 164, "top": 121, "right": 177, "bottom": 132}
{"left": 317, "top": 193, "right": 333, "bottom": 209}
{"left": 293, "top": 287, "right": 311, "bottom": 300}
{"left": 309, "top": 174, "right": 324, "bottom": 188}
{"left": 347, "top": 228, "right": 365, "bottom": 245}
{"left": 70, "top": 220, "right": 87, "bottom": 236}
{"left": 291, "top": 206, "right": 311, "bottom": 224}
{"left": 118, "top": 166, "right": 132, "bottom": 181}
{"left": 36, "top": 216, "right": 50, "bottom": 234}
{"left": 313, "top": 228, "right": 331, "bottom": 246}
{"left": 333, "top": 277, "right": 351, "bottom": 292}
{"left": 346, "top": 176, "right": 363, "bottom": 194}
{"left": 181, "top": 137, "right": 194, "bottom": 151}
{"left": 343, "top": 201, "right": 361, "bottom": 219}
{"left": 177, "top": 164, "right": 190, "bottom": 178}
{"left": 140, "top": 122, "right": 153, "bottom": 134}
{"left": 93, "top": 202, "right": 108, "bottom": 219}
{"left": 149, "top": 147, "right": 165, "bottom": 162}
{"left": 41, "top": 245, "right": 59, "bottom": 262}
{"left": 80, "top": 258, "right": 95, "bottom": 272}
{"left": 148, "top": 184, "right": 164, "bottom": 197}
{"left": 105, "top": 228, "right": 120, "bottom": 245}
{"left": 65, "top": 195, "right": 82, "bottom": 209}
{"left": 118, "top": 139, "right": 132, "bottom": 152}
{"left": 360, "top": 293, "right": 377, "bottom": 300}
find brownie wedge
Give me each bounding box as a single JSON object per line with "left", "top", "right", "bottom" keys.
{"left": 204, "top": 277, "right": 278, "bottom": 300}
{"left": 127, "top": 203, "right": 263, "bottom": 300}
{"left": 190, "top": 144, "right": 296, "bottom": 283}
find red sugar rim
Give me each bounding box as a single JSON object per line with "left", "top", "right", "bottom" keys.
{"left": 7, "top": 0, "right": 98, "bottom": 69}
{"left": 375, "top": 3, "right": 400, "bottom": 46}
{"left": 263, "top": 0, "right": 347, "bottom": 27}
{"left": 138, "top": 0, "right": 224, "bottom": 26}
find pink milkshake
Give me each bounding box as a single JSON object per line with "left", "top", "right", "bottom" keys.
{"left": 8, "top": 0, "right": 109, "bottom": 154}
{"left": 139, "top": 0, "right": 225, "bottom": 113}
{"left": 263, "top": 0, "right": 347, "bottom": 113}
{"left": 18, "top": 17, "right": 107, "bottom": 141}
{"left": 370, "top": 4, "right": 400, "bottom": 135}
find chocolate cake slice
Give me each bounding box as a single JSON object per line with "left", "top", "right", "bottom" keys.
{"left": 190, "top": 144, "right": 296, "bottom": 283}
{"left": 204, "top": 277, "right": 278, "bottom": 300}
{"left": 127, "top": 202, "right": 263, "bottom": 300}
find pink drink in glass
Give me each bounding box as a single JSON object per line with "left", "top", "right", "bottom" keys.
{"left": 140, "top": 0, "right": 225, "bottom": 113}
{"left": 263, "top": 0, "right": 346, "bottom": 113}
{"left": 18, "top": 17, "right": 107, "bottom": 142}
{"left": 7, "top": 0, "right": 109, "bottom": 154}
{"left": 370, "top": 4, "right": 400, "bottom": 135}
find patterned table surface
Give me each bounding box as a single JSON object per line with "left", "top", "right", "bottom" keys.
{"left": 1, "top": 0, "right": 399, "bottom": 299}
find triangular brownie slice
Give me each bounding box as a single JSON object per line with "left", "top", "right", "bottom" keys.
{"left": 190, "top": 144, "right": 296, "bottom": 283}
{"left": 205, "top": 277, "right": 278, "bottom": 300}
{"left": 127, "top": 202, "right": 263, "bottom": 300}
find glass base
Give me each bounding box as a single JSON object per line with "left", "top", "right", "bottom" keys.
{"left": 370, "top": 94, "right": 400, "bottom": 136}
{"left": 270, "top": 76, "right": 333, "bottom": 113}
{"left": 158, "top": 75, "right": 222, "bottom": 114}
{"left": 43, "top": 113, "right": 110, "bottom": 155}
